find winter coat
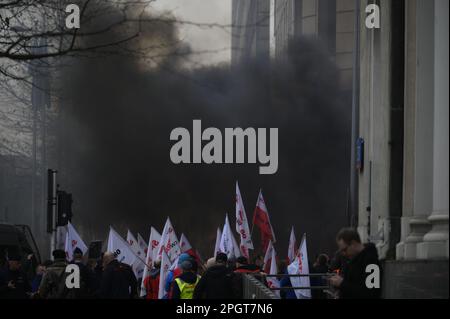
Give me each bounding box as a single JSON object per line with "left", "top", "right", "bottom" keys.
{"left": 193, "top": 264, "right": 236, "bottom": 299}
{"left": 99, "top": 260, "right": 138, "bottom": 299}
{"left": 340, "top": 243, "right": 381, "bottom": 299}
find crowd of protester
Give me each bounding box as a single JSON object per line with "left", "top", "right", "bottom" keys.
{"left": 0, "top": 228, "right": 380, "bottom": 299}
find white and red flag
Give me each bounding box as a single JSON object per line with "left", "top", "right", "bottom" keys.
{"left": 107, "top": 227, "right": 137, "bottom": 266}
{"left": 180, "top": 233, "right": 201, "bottom": 265}
{"left": 252, "top": 190, "right": 276, "bottom": 252}
{"left": 137, "top": 233, "right": 148, "bottom": 256}
{"left": 235, "top": 181, "right": 254, "bottom": 259}
{"left": 158, "top": 249, "right": 171, "bottom": 299}
{"left": 126, "top": 230, "right": 145, "bottom": 279}
{"left": 157, "top": 217, "right": 181, "bottom": 262}
{"left": 287, "top": 226, "right": 297, "bottom": 263}
{"left": 140, "top": 227, "right": 161, "bottom": 297}
{"left": 219, "top": 214, "right": 241, "bottom": 258}
{"left": 180, "top": 233, "right": 193, "bottom": 253}
{"left": 214, "top": 227, "right": 222, "bottom": 257}
{"left": 266, "top": 246, "right": 280, "bottom": 297}
{"left": 287, "top": 234, "right": 311, "bottom": 299}
{"left": 263, "top": 240, "right": 275, "bottom": 274}
{"left": 64, "top": 222, "right": 88, "bottom": 261}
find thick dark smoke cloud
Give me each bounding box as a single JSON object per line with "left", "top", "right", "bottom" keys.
{"left": 58, "top": 6, "right": 351, "bottom": 260}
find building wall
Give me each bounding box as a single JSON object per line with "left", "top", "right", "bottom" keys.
{"left": 357, "top": 0, "right": 449, "bottom": 263}
{"left": 232, "top": 0, "right": 271, "bottom": 65}
{"left": 357, "top": 0, "right": 392, "bottom": 258}
{"left": 272, "top": 0, "right": 354, "bottom": 90}
{"left": 336, "top": 0, "right": 355, "bottom": 89}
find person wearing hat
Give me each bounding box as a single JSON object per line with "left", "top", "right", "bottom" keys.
{"left": 38, "top": 249, "right": 68, "bottom": 299}
{"left": 164, "top": 253, "right": 192, "bottom": 297}
{"left": 193, "top": 252, "right": 236, "bottom": 299}
{"left": 0, "top": 252, "right": 31, "bottom": 299}
{"left": 169, "top": 258, "right": 200, "bottom": 299}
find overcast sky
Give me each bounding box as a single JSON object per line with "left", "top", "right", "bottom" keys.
{"left": 150, "top": 0, "right": 232, "bottom": 66}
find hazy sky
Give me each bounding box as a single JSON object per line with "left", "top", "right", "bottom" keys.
{"left": 150, "top": 0, "right": 232, "bottom": 66}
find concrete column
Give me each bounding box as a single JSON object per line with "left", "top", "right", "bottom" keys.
{"left": 417, "top": 0, "right": 449, "bottom": 260}
{"left": 401, "top": 0, "right": 434, "bottom": 260}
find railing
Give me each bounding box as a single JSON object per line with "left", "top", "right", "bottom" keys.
{"left": 243, "top": 274, "right": 280, "bottom": 299}
{"left": 243, "top": 273, "right": 337, "bottom": 299}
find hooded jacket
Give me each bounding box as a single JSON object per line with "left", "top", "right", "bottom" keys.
{"left": 340, "top": 243, "right": 381, "bottom": 299}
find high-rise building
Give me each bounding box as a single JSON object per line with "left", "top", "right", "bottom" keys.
{"left": 231, "top": 0, "right": 271, "bottom": 65}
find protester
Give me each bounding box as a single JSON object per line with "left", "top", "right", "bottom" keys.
{"left": 278, "top": 260, "right": 297, "bottom": 299}
{"left": 143, "top": 259, "right": 161, "bottom": 299}
{"left": 99, "top": 252, "right": 138, "bottom": 299}
{"left": 31, "top": 261, "right": 51, "bottom": 294}
{"left": 170, "top": 259, "right": 200, "bottom": 299}
{"left": 329, "top": 228, "right": 381, "bottom": 299}
{"left": 194, "top": 253, "right": 236, "bottom": 299}
{"left": 68, "top": 247, "right": 95, "bottom": 298}
{"left": 310, "top": 254, "right": 329, "bottom": 299}
{"left": 205, "top": 257, "right": 216, "bottom": 269}
{"left": 0, "top": 253, "right": 32, "bottom": 299}
{"left": 232, "top": 256, "right": 262, "bottom": 298}
{"left": 254, "top": 254, "right": 264, "bottom": 271}
{"left": 38, "top": 250, "right": 68, "bottom": 299}
{"left": 164, "top": 253, "right": 192, "bottom": 296}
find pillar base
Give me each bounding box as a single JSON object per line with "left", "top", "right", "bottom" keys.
{"left": 417, "top": 241, "right": 448, "bottom": 260}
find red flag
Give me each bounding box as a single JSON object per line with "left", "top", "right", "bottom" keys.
{"left": 252, "top": 190, "right": 276, "bottom": 252}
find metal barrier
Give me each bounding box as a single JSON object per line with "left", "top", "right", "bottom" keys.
{"left": 243, "top": 274, "right": 280, "bottom": 299}
{"left": 243, "top": 273, "right": 337, "bottom": 299}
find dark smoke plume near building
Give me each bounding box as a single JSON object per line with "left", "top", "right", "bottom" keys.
{"left": 57, "top": 13, "right": 351, "bottom": 259}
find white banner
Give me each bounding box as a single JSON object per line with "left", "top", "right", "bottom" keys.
{"left": 126, "top": 230, "right": 145, "bottom": 279}
{"left": 214, "top": 227, "right": 222, "bottom": 257}
{"left": 158, "top": 249, "right": 171, "bottom": 299}
{"left": 235, "top": 181, "right": 254, "bottom": 258}
{"left": 157, "top": 217, "right": 181, "bottom": 262}
{"left": 287, "top": 234, "right": 311, "bottom": 299}
{"left": 64, "top": 222, "right": 88, "bottom": 261}
{"left": 267, "top": 246, "right": 280, "bottom": 297}
{"left": 140, "top": 227, "right": 161, "bottom": 297}
{"left": 107, "top": 227, "right": 137, "bottom": 266}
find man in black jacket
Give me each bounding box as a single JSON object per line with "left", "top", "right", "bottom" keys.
{"left": 329, "top": 228, "right": 381, "bottom": 299}
{"left": 99, "top": 252, "right": 137, "bottom": 299}
{"left": 193, "top": 253, "right": 236, "bottom": 299}
{"left": 0, "top": 253, "right": 31, "bottom": 299}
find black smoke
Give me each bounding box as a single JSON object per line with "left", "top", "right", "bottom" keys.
{"left": 58, "top": 6, "right": 351, "bottom": 261}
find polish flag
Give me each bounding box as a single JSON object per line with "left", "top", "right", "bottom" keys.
{"left": 287, "top": 227, "right": 297, "bottom": 264}
{"left": 252, "top": 190, "right": 276, "bottom": 251}
{"left": 235, "top": 181, "right": 253, "bottom": 258}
